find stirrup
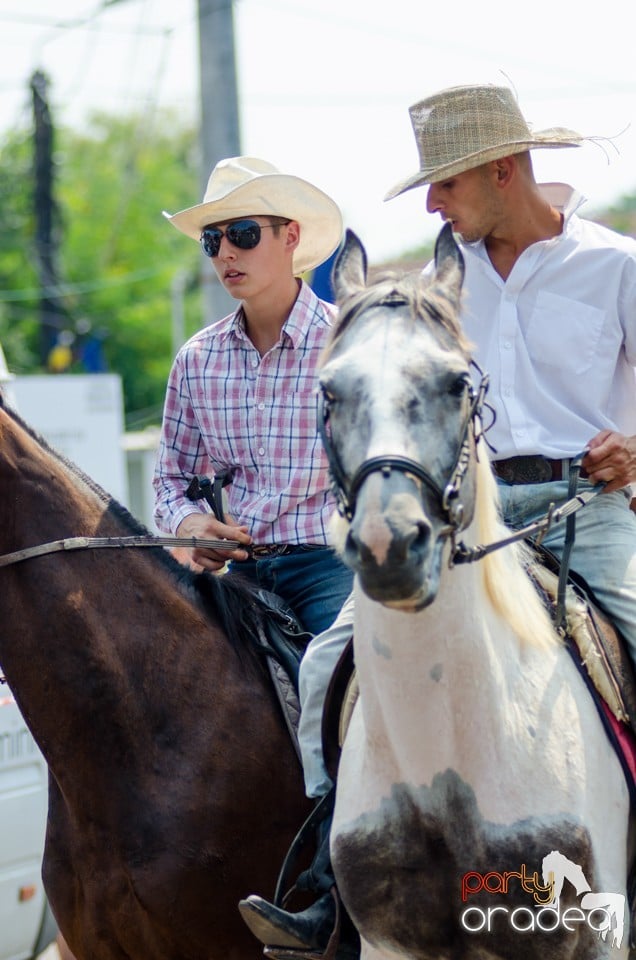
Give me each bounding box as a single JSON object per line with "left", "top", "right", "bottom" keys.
{"left": 263, "top": 889, "right": 342, "bottom": 960}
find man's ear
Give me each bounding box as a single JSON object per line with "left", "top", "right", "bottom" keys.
{"left": 285, "top": 220, "right": 301, "bottom": 253}
{"left": 493, "top": 156, "right": 514, "bottom": 186}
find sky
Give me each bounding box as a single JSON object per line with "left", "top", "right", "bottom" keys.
{"left": 1, "top": 0, "right": 635, "bottom": 265}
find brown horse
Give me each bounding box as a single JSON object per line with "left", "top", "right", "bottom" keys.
{"left": 0, "top": 391, "right": 309, "bottom": 960}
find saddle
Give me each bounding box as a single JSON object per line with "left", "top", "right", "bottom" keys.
{"left": 530, "top": 543, "right": 636, "bottom": 743}
{"left": 250, "top": 587, "right": 313, "bottom": 764}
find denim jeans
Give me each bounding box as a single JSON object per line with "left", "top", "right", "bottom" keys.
{"left": 298, "top": 591, "right": 355, "bottom": 797}
{"left": 227, "top": 546, "right": 353, "bottom": 637}
{"left": 498, "top": 479, "right": 636, "bottom": 663}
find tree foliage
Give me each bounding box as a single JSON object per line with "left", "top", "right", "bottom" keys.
{"left": 0, "top": 108, "right": 205, "bottom": 426}
{"left": 2, "top": 106, "right": 635, "bottom": 428}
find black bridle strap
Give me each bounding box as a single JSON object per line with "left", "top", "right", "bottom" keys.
{"left": 0, "top": 535, "right": 242, "bottom": 569}
{"left": 348, "top": 455, "right": 441, "bottom": 503}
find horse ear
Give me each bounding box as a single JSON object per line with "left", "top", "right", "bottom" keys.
{"left": 430, "top": 222, "right": 465, "bottom": 308}
{"left": 332, "top": 229, "right": 368, "bottom": 302}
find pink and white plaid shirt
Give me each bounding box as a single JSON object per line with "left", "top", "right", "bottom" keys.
{"left": 153, "top": 281, "right": 338, "bottom": 544}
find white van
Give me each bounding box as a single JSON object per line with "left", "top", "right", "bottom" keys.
{"left": 0, "top": 684, "right": 58, "bottom": 959}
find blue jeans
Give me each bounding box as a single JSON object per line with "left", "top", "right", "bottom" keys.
{"left": 298, "top": 591, "right": 355, "bottom": 797}
{"left": 498, "top": 479, "right": 636, "bottom": 663}
{"left": 227, "top": 546, "right": 353, "bottom": 637}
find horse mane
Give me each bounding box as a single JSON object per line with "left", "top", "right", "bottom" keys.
{"left": 324, "top": 270, "right": 472, "bottom": 362}
{"left": 473, "top": 450, "right": 560, "bottom": 651}
{"left": 0, "top": 390, "right": 271, "bottom": 665}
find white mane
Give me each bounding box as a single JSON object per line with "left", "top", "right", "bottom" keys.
{"left": 473, "top": 450, "right": 560, "bottom": 652}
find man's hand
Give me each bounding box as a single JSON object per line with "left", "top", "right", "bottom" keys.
{"left": 582, "top": 430, "right": 636, "bottom": 493}
{"left": 176, "top": 512, "right": 252, "bottom": 572}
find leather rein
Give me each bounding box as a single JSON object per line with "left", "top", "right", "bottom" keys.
{"left": 0, "top": 534, "right": 241, "bottom": 569}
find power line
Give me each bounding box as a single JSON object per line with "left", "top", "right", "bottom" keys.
{"left": 0, "top": 266, "right": 168, "bottom": 303}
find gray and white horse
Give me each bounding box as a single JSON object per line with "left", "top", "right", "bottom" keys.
{"left": 319, "top": 224, "right": 633, "bottom": 959}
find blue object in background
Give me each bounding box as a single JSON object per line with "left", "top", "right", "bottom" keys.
{"left": 308, "top": 248, "right": 339, "bottom": 303}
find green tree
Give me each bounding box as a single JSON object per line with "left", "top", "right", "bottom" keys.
{"left": 0, "top": 109, "right": 204, "bottom": 426}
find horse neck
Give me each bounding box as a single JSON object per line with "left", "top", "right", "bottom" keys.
{"left": 0, "top": 406, "right": 110, "bottom": 539}
{"left": 0, "top": 412, "right": 233, "bottom": 784}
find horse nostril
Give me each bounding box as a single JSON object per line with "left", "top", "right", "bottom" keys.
{"left": 344, "top": 527, "right": 363, "bottom": 564}
{"left": 408, "top": 521, "right": 431, "bottom": 559}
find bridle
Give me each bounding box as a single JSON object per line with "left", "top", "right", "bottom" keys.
{"left": 317, "top": 358, "right": 491, "bottom": 534}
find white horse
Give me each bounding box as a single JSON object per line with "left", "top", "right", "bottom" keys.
{"left": 319, "top": 224, "right": 633, "bottom": 960}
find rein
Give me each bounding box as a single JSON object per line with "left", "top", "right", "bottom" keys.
{"left": 451, "top": 459, "right": 603, "bottom": 567}
{"left": 0, "top": 535, "right": 242, "bottom": 569}
{"left": 453, "top": 457, "right": 605, "bottom": 634}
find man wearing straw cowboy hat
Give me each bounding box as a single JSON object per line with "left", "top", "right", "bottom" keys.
{"left": 383, "top": 82, "right": 636, "bottom": 660}
{"left": 242, "top": 82, "right": 636, "bottom": 957}
{"left": 153, "top": 156, "right": 353, "bottom": 634}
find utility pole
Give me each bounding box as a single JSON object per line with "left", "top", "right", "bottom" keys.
{"left": 197, "top": 0, "right": 241, "bottom": 324}
{"left": 31, "top": 70, "right": 64, "bottom": 366}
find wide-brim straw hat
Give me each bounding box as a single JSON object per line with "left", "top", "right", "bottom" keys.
{"left": 385, "top": 84, "right": 585, "bottom": 200}
{"left": 164, "top": 156, "right": 343, "bottom": 275}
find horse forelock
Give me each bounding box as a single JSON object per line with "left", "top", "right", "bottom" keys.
{"left": 324, "top": 270, "right": 470, "bottom": 365}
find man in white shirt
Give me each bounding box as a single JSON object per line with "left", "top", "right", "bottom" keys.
{"left": 383, "top": 82, "right": 636, "bottom": 657}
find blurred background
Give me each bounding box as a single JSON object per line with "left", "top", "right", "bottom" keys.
{"left": 0, "top": 0, "right": 635, "bottom": 515}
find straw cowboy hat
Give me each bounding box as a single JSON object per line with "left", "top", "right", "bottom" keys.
{"left": 164, "top": 156, "right": 343, "bottom": 275}
{"left": 385, "top": 84, "right": 585, "bottom": 200}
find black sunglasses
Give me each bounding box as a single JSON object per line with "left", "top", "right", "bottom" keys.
{"left": 200, "top": 218, "right": 290, "bottom": 258}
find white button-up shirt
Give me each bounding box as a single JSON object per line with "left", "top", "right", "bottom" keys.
{"left": 454, "top": 183, "right": 636, "bottom": 460}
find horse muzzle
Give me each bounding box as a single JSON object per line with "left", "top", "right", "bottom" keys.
{"left": 342, "top": 482, "right": 450, "bottom": 609}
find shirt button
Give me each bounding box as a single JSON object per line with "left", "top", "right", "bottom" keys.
{"left": 258, "top": 447, "right": 265, "bottom": 456}
{"left": 503, "top": 341, "right": 512, "bottom": 350}
{"left": 251, "top": 358, "right": 258, "bottom": 368}
{"left": 258, "top": 402, "right": 265, "bottom": 410}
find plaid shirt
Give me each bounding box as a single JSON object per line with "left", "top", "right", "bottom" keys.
{"left": 153, "top": 281, "right": 338, "bottom": 544}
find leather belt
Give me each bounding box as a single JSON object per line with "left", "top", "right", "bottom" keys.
{"left": 493, "top": 456, "right": 588, "bottom": 485}
{"left": 249, "top": 544, "right": 324, "bottom": 559}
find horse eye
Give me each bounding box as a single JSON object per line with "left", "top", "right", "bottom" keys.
{"left": 448, "top": 375, "right": 469, "bottom": 398}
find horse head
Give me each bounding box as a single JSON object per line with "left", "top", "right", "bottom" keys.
{"left": 319, "top": 223, "right": 483, "bottom": 610}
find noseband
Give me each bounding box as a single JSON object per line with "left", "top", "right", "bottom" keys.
{"left": 317, "top": 363, "right": 490, "bottom": 532}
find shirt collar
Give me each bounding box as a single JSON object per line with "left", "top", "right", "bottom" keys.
{"left": 537, "top": 182, "right": 587, "bottom": 224}
{"left": 216, "top": 280, "right": 329, "bottom": 348}
{"left": 281, "top": 281, "right": 329, "bottom": 348}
